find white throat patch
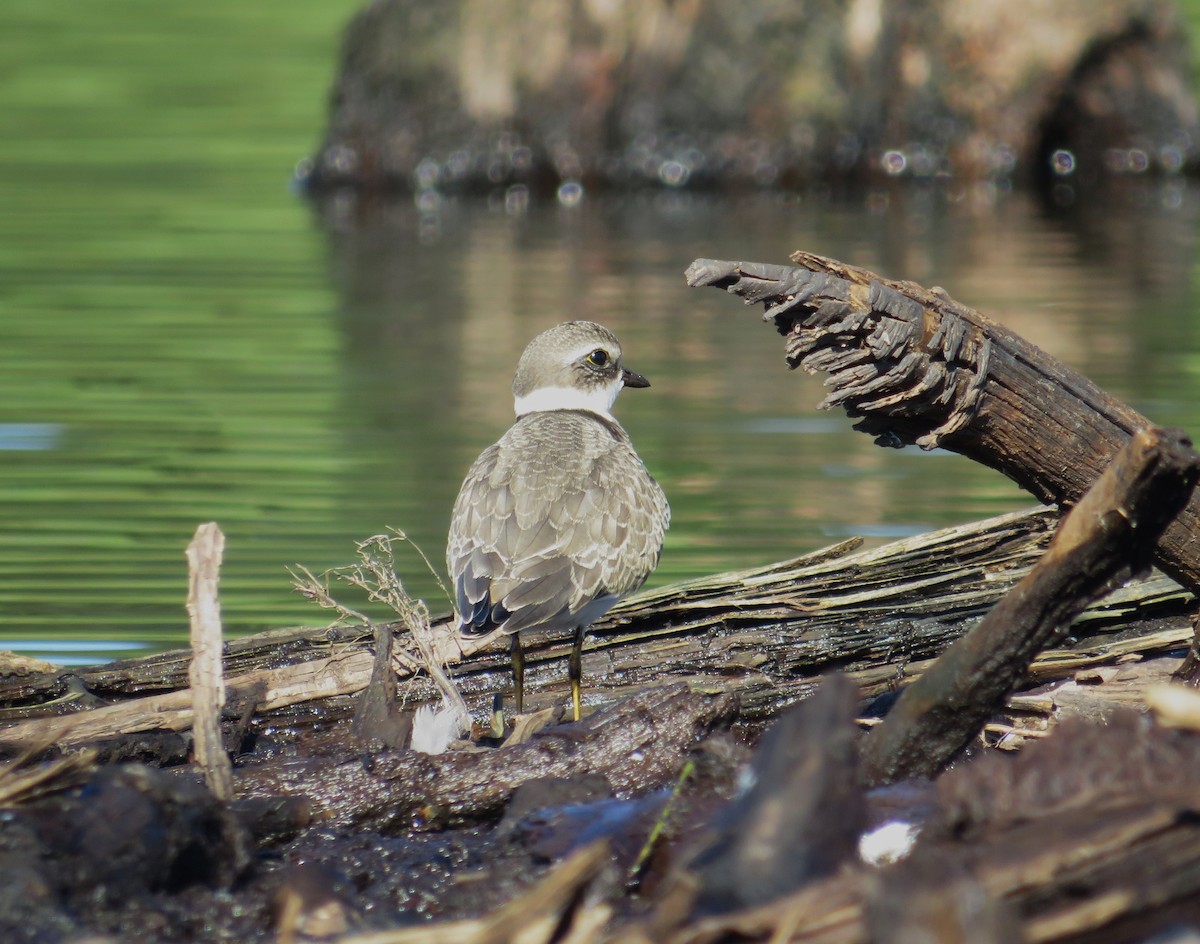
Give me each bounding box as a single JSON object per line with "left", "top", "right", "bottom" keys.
{"left": 513, "top": 382, "right": 621, "bottom": 418}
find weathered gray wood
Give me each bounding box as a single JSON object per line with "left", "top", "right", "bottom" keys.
{"left": 1, "top": 507, "right": 1195, "bottom": 753}
{"left": 685, "top": 253, "right": 1200, "bottom": 595}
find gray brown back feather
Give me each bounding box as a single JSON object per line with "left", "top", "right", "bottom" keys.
{"left": 447, "top": 409, "right": 669, "bottom": 638}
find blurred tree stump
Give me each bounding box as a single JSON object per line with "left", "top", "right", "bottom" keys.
{"left": 302, "top": 0, "right": 1197, "bottom": 192}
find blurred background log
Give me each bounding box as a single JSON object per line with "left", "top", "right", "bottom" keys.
{"left": 299, "top": 0, "right": 1199, "bottom": 193}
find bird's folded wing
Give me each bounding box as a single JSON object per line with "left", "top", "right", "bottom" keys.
{"left": 448, "top": 420, "right": 667, "bottom": 637}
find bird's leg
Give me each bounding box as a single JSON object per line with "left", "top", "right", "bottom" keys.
{"left": 490, "top": 694, "right": 506, "bottom": 739}
{"left": 569, "top": 624, "right": 586, "bottom": 722}
{"left": 510, "top": 633, "right": 525, "bottom": 716}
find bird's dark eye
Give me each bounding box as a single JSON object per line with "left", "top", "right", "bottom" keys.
{"left": 586, "top": 349, "right": 610, "bottom": 367}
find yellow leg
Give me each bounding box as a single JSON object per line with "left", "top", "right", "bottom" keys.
{"left": 569, "top": 624, "right": 586, "bottom": 721}
{"left": 490, "top": 694, "right": 505, "bottom": 739}
{"left": 511, "top": 633, "right": 525, "bottom": 715}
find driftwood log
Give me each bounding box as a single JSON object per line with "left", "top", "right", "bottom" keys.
{"left": 0, "top": 507, "right": 1194, "bottom": 756}
{"left": 686, "top": 253, "right": 1200, "bottom": 595}
{"left": 626, "top": 710, "right": 1200, "bottom": 944}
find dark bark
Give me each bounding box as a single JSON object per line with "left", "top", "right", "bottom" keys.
{"left": 235, "top": 684, "right": 736, "bottom": 831}
{"left": 684, "top": 674, "right": 866, "bottom": 915}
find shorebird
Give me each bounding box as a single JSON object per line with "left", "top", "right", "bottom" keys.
{"left": 447, "top": 321, "right": 669, "bottom": 721}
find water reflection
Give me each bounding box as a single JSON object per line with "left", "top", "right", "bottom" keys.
{"left": 315, "top": 182, "right": 1200, "bottom": 586}
{"left": 3, "top": 182, "right": 1200, "bottom": 659}
{"left": 0, "top": 424, "right": 63, "bottom": 451}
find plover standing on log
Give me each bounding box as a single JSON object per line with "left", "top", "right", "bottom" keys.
{"left": 447, "top": 321, "right": 669, "bottom": 721}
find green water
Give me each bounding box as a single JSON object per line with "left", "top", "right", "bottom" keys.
{"left": 4, "top": 3, "right": 1200, "bottom": 664}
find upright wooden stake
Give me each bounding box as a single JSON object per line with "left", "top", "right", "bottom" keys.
{"left": 187, "top": 522, "right": 232, "bottom": 801}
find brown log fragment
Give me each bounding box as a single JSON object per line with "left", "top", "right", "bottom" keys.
{"left": 685, "top": 254, "right": 1200, "bottom": 594}
{"left": 861, "top": 426, "right": 1200, "bottom": 785}
{"left": 234, "top": 684, "right": 735, "bottom": 831}
{"left": 350, "top": 617, "right": 411, "bottom": 750}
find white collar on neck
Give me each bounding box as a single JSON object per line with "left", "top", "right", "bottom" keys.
{"left": 513, "top": 382, "right": 621, "bottom": 418}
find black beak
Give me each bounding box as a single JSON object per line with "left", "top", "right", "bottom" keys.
{"left": 622, "top": 366, "right": 651, "bottom": 389}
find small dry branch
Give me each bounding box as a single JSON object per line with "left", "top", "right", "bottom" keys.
{"left": 290, "top": 531, "right": 469, "bottom": 729}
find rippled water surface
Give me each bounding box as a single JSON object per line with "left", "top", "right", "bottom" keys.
{"left": 5, "top": 2, "right": 1200, "bottom": 663}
